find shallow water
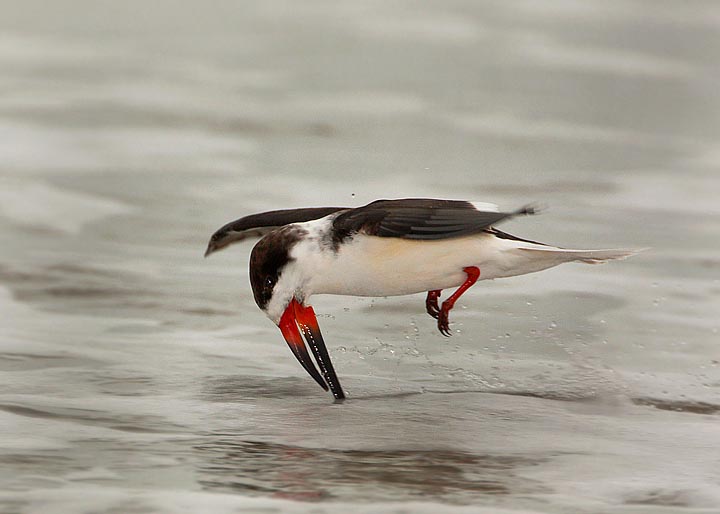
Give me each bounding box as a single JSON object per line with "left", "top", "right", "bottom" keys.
{"left": 1, "top": 1, "right": 720, "bottom": 513}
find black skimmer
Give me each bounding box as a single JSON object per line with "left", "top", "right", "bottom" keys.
{"left": 205, "top": 198, "right": 637, "bottom": 400}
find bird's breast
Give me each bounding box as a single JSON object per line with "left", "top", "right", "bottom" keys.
{"left": 302, "top": 234, "right": 504, "bottom": 297}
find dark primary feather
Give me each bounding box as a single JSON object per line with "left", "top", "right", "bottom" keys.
{"left": 487, "top": 227, "right": 549, "bottom": 246}
{"left": 332, "top": 198, "right": 537, "bottom": 243}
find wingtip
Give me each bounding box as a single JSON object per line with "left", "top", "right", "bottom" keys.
{"left": 516, "top": 203, "right": 547, "bottom": 216}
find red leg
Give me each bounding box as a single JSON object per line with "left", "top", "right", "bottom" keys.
{"left": 437, "top": 266, "right": 480, "bottom": 337}
{"left": 425, "top": 290, "right": 442, "bottom": 319}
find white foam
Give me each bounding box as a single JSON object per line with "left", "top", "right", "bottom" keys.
{"left": 516, "top": 33, "right": 696, "bottom": 78}
{"left": 0, "top": 122, "right": 256, "bottom": 173}
{"left": 452, "top": 113, "right": 688, "bottom": 147}
{"left": 0, "top": 178, "right": 133, "bottom": 234}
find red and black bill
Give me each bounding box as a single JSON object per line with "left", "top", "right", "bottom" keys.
{"left": 278, "top": 298, "right": 345, "bottom": 400}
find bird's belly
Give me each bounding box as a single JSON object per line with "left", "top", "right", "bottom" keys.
{"left": 307, "top": 234, "right": 507, "bottom": 297}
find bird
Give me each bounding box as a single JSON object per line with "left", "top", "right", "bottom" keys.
{"left": 205, "top": 198, "right": 638, "bottom": 400}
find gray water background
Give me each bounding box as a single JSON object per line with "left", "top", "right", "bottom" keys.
{"left": 1, "top": 1, "right": 719, "bottom": 513}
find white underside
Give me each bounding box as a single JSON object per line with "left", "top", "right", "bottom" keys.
{"left": 289, "top": 227, "right": 637, "bottom": 299}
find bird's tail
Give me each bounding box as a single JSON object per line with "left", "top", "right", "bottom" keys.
{"left": 518, "top": 246, "right": 645, "bottom": 264}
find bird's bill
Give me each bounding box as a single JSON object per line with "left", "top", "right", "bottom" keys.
{"left": 278, "top": 302, "right": 328, "bottom": 392}
{"left": 279, "top": 298, "right": 346, "bottom": 400}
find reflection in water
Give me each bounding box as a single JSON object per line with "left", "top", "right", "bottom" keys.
{"left": 631, "top": 397, "right": 720, "bottom": 415}
{"left": 194, "top": 437, "right": 545, "bottom": 503}
{"left": 200, "top": 375, "right": 324, "bottom": 401}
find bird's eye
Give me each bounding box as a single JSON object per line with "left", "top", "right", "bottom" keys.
{"left": 265, "top": 276, "right": 275, "bottom": 287}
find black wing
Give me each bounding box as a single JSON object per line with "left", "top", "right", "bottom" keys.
{"left": 217, "top": 207, "right": 347, "bottom": 237}
{"left": 332, "top": 198, "right": 537, "bottom": 243}
{"left": 207, "top": 206, "right": 348, "bottom": 256}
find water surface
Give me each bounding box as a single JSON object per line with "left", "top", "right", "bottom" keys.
{"left": 1, "top": 1, "right": 719, "bottom": 513}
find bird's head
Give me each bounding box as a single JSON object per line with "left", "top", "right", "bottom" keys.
{"left": 248, "top": 227, "right": 305, "bottom": 324}
{"left": 248, "top": 227, "right": 345, "bottom": 400}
